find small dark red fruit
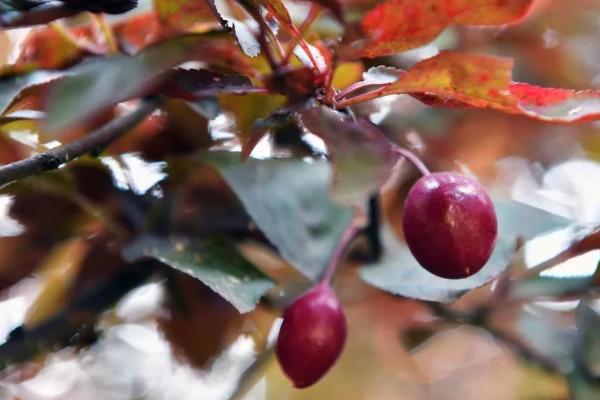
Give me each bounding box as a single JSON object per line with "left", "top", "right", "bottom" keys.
{"left": 402, "top": 172, "right": 497, "bottom": 279}
{"left": 276, "top": 284, "right": 347, "bottom": 388}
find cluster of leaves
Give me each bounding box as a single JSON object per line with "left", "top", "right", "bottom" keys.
{"left": 0, "top": 0, "right": 600, "bottom": 398}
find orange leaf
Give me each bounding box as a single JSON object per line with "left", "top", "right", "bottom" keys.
{"left": 379, "top": 51, "right": 600, "bottom": 123}
{"left": 153, "top": 0, "right": 217, "bottom": 30}
{"left": 383, "top": 51, "right": 516, "bottom": 109}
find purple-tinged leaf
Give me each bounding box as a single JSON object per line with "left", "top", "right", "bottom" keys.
{"left": 300, "top": 105, "right": 399, "bottom": 206}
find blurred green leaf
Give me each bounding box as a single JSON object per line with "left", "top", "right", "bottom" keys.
{"left": 123, "top": 235, "right": 273, "bottom": 313}
{"left": 219, "top": 93, "right": 286, "bottom": 146}
{"left": 45, "top": 32, "right": 224, "bottom": 133}
{"left": 576, "top": 302, "right": 600, "bottom": 378}
{"left": 517, "top": 308, "right": 576, "bottom": 371}
{"left": 300, "top": 106, "right": 399, "bottom": 206}
{"left": 568, "top": 372, "right": 600, "bottom": 400}
{"left": 203, "top": 151, "right": 353, "bottom": 281}
{"left": 510, "top": 276, "right": 595, "bottom": 300}
{"left": 360, "top": 200, "right": 570, "bottom": 302}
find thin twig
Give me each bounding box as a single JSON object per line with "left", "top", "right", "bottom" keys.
{"left": 0, "top": 97, "right": 163, "bottom": 188}
{"left": 392, "top": 146, "right": 431, "bottom": 176}
{"left": 335, "top": 81, "right": 387, "bottom": 102}
{"left": 335, "top": 86, "right": 388, "bottom": 109}
{"left": 281, "top": 5, "right": 321, "bottom": 65}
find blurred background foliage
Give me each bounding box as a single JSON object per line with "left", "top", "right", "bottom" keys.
{"left": 0, "top": 0, "right": 598, "bottom": 399}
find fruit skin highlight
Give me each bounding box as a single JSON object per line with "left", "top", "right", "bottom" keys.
{"left": 276, "top": 284, "right": 347, "bottom": 389}
{"left": 402, "top": 172, "right": 498, "bottom": 279}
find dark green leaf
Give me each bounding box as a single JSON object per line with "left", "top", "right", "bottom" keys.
{"left": 45, "top": 33, "right": 224, "bottom": 133}
{"left": 159, "top": 68, "right": 259, "bottom": 100}
{"left": 123, "top": 235, "right": 273, "bottom": 313}
{"left": 203, "top": 151, "right": 353, "bottom": 281}
{"left": 360, "top": 200, "right": 570, "bottom": 302}
{"left": 568, "top": 371, "right": 600, "bottom": 400}
{"left": 300, "top": 106, "right": 399, "bottom": 206}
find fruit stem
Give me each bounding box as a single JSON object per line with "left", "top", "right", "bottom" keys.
{"left": 334, "top": 86, "right": 387, "bottom": 109}
{"left": 319, "top": 214, "right": 363, "bottom": 286}
{"left": 335, "top": 81, "right": 381, "bottom": 101}
{"left": 392, "top": 146, "right": 431, "bottom": 176}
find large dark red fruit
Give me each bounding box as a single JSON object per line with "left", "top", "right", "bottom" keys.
{"left": 276, "top": 284, "right": 347, "bottom": 389}
{"left": 402, "top": 172, "right": 497, "bottom": 279}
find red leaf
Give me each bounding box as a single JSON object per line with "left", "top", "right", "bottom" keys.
{"left": 360, "top": 0, "right": 537, "bottom": 57}
{"left": 5, "top": 24, "right": 93, "bottom": 74}
{"left": 509, "top": 83, "right": 600, "bottom": 123}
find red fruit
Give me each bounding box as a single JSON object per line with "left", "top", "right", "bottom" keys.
{"left": 402, "top": 172, "right": 497, "bottom": 279}
{"left": 276, "top": 284, "right": 347, "bottom": 388}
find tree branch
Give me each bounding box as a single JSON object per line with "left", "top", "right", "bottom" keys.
{"left": 0, "top": 96, "right": 163, "bottom": 187}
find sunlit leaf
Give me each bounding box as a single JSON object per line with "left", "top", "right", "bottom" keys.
{"left": 360, "top": 200, "right": 570, "bottom": 302}
{"left": 203, "top": 151, "right": 353, "bottom": 281}
{"left": 382, "top": 51, "right": 515, "bottom": 108}
{"left": 123, "top": 235, "right": 273, "bottom": 313}
{"left": 300, "top": 105, "right": 399, "bottom": 206}
{"left": 509, "top": 83, "right": 600, "bottom": 123}
{"left": 219, "top": 92, "right": 285, "bottom": 146}
{"left": 112, "top": 12, "right": 167, "bottom": 51}
{"left": 331, "top": 62, "right": 363, "bottom": 89}
{"left": 359, "top": 0, "right": 536, "bottom": 57}
{"left": 372, "top": 51, "right": 600, "bottom": 123}
{"left": 24, "top": 238, "right": 88, "bottom": 328}
{"left": 2, "top": 24, "right": 89, "bottom": 75}
{"left": 45, "top": 32, "right": 226, "bottom": 133}
{"left": 153, "top": 0, "right": 216, "bottom": 30}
